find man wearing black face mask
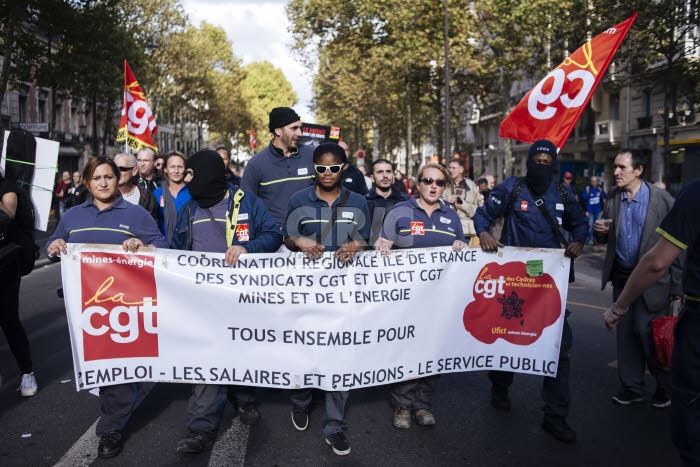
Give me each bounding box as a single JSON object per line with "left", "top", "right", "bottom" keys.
{"left": 171, "top": 150, "right": 281, "bottom": 455}
{"left": 473, "top": 139, "right": 587, "bottom": 444}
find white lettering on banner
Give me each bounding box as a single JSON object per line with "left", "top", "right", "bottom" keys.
{"left": 61, "top": 244, "right": 571, "bottom": 391}
{"left": 81, "top": 301, "right": 158, "bottom": 343}
{"left": 528, "top": 68, "right": 596, "bottom": 120}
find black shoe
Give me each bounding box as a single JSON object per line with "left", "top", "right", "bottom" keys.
{"left": 611, "top": 390, "right": 644, "bottom": 406}
{"left": 176, "top": 430, "right": 214, "bottom": 454}
{"left": 542, "top": 416, "right": 577, "bottom": 444}
{"left": 491, "top": 389, "right": 511, "bottom": 411}
{"left": 97, "top": 431, "right": 123, "bottom": 459}
{"left": 291, "top": 407, "right": 309, "bottom": 431}
{"left": 651, "top": 389, "right": 671, "bottom": 409}
{"left": 239, "top": 403, "right": 260, "bottom": 425}
{"left": 325, "top": 432, "right": 351, "bottom": 456}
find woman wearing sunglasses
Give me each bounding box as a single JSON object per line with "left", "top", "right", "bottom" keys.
{"left": 282, "top": 142, "right": 370, "bottom": 456}
{"left": 375, "top": 162, "right": 467, "bottom": 430}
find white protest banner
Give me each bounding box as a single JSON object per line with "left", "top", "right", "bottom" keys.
{"left": 61, "top": 244, "right": 572, "bottom": 391}
{"left": 2, "top": 131, "right": 59, "bottom": 231}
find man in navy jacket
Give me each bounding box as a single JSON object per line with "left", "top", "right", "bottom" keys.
{"left": 474, "top": 139, "right": 587, "bottom": 444}
{"left": 172, "top": 150, "right": 281, "bottom": 455}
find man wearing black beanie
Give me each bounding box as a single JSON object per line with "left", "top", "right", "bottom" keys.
{"left": 473, "top": 139, "right": 587, "bottom": 444}
{"left": 241, "top": 107, "right": 315, "bottom": 229}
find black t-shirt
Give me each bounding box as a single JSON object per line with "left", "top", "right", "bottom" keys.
{"left": 657, "top": 180, "right": 700, "bottom": 300}
{"left": 0, "top": 177, "right": 18, "bottom": 198}
{"left": 0, "top": 177, "right": 18, "bottom": 251}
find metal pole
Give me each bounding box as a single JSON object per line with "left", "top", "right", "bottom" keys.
{"left": 444, "top": 0, "right": 450, "bottom": 161}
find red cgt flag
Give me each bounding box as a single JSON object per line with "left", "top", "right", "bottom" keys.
{"left": 500, "top": 13, "right": 637, "bottom": 148}
{"left": 116, "top": 60, "right": 158, "bottom": 151}
{"left": 249, "top": 126, "right": 257, "bottom": 149}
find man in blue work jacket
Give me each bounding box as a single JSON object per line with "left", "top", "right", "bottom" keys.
{"left": 474, "top": 139, "right": 587, "bottom": 444}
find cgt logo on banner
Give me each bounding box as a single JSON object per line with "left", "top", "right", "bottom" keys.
{"left": 463, "top": 262, "right": 561, "bottom": 345}
{"left": 80, "top": 252, "right": 159, "bottom": 361}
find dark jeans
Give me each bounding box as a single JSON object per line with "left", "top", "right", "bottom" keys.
{"left": 290, "top": 389, "right": 349, "bottom": 436}
{"left": 489, "top": 316, "right": 572, "bottom": 419}
{"left": 96, "top": 383, "right": 155, "bottom": 436}
{"left": 227, "top": 385, "right": 256, "bottom": 406}
{"left": 0, "top": 276, "right": 32, "bottom": 374}
{"left": 185, "top": 384, "right": 227, "bottom": 433}
{"left": 390, "top": 375, "right": 439, "bottom": 411}
{"left": 670, "top": 302, "right": 700, "bottom": 466}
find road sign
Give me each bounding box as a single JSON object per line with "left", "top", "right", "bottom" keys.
{"left": 19, "top": 122, "right": 49, "bottom": 133}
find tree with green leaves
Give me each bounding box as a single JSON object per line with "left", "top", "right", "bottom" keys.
{"left": 240, "top": 61, "right": 297, "bottom": 143}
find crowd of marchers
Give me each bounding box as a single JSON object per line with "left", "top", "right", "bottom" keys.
{"left": 1, "top": 106, "right": 699, "bottom": 465}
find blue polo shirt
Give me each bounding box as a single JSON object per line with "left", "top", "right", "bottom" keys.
{"left": 381, "top": 197, "right": 464, "bottom": 249}
{"left": 581, "top": 185, "right": 605, "bottom": 215}
{"left": 46, "top": 196, "right": 168, "bottom": 248}
{"left": 152, "top": 184, "right": 191, "bottom": 237}
{"left": 657, "top": 180, "right": 700, "bottom": 301}
{"left": 282, "top": 185, "right": 371, "bottom": 251}
{"left": 242, "top": 141, "right": 315, "bottom": 227}
{"left": 616, "top": 182, "right": 649, "bottom": 269}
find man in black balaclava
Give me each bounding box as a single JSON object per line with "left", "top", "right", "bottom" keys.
{"left": 473, "top": 139, "right": 587, "bottom": 444}
{"left": 184, "top": 150, "right": 227, "bottom": 208}
{"left": 172, "top": 149, "right": 281, "bottom": 455}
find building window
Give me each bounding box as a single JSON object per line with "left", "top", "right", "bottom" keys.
{"left": 38, "top": 99, "right": 46, "bottom": 123}
{"left": 54, "top": 103, "right": 63, "bottom": 131}
{"left": 610, "top": 93, "right": 620, "bottom": 120}
{"left": 642, "top": 90, "right": 652, "bottom": 117}
{"left": 18, "top": 95, "right": 27, "bottom": 122}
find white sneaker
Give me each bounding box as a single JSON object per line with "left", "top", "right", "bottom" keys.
{"left": 19, "top": 373, "right": 38, "bottom": 397}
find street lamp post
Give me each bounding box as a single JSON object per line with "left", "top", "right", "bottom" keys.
{"left": 444, "top": 0, "right": 450, "bottom": 161}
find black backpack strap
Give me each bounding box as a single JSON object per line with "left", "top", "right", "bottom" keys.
{"left": 204, "top": 208, "right": 227, "bottom": 242}
{"left": 532, "top": 196, "right": 569, "bottom": 248}
{"left": 507, "top": 177, "right": 527, "bottom": 213}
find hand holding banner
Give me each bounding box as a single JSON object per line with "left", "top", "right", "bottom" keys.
{"left": 500, "top": 13, "right": 637, "bottom": 147}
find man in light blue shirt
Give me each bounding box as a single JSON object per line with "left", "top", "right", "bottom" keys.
{"left": 594, "top": 149, "right": 681, "bottom": 409}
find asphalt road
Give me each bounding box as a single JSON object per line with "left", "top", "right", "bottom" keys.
{"left": 0, "top": 247, "right": 684, "bottom": 466}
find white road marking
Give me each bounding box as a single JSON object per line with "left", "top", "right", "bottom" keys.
{"left": 54, "top": 419, "right": 99, "bottom": 467}
{"left": 208, "top": 417, "right": 249, "bottom": 467}
{"left": 53, "top": 409, "right": 249, "bottom": 466}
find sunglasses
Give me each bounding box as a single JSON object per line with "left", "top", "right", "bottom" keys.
{"left": 118, "top": 166, "right": 135, "bottom": 172}
{"left": 420, "top": 177, "right": 446, "bottom": 187}
{"left": 314, "top": 164, "right": 344, "bottom": 174}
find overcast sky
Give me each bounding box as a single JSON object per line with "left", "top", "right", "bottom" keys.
{"left": 182, "top": 0, "right": 315, "bottom": 122}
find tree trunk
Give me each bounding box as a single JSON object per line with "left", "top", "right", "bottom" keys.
{"left": 662, "top": 54, "right": 673, "bottom": 184}
{"left": 405, "top": 72, "right": 414, "bottom": 178}
{"left": 102, "top": 96, "right": 112, "bottom": 155}
{"left": 501, "top": 73, "right": 512, "bottom": 180}
{"left": 92, "top": 94, "right": 98, "bottom": 156}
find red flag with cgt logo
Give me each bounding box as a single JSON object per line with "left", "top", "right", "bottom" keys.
{"left": 499, "top": 13, "right": 637, "bottom": 148}
{"left": 116, "top": 60, "right": 158, "bottom": 151}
